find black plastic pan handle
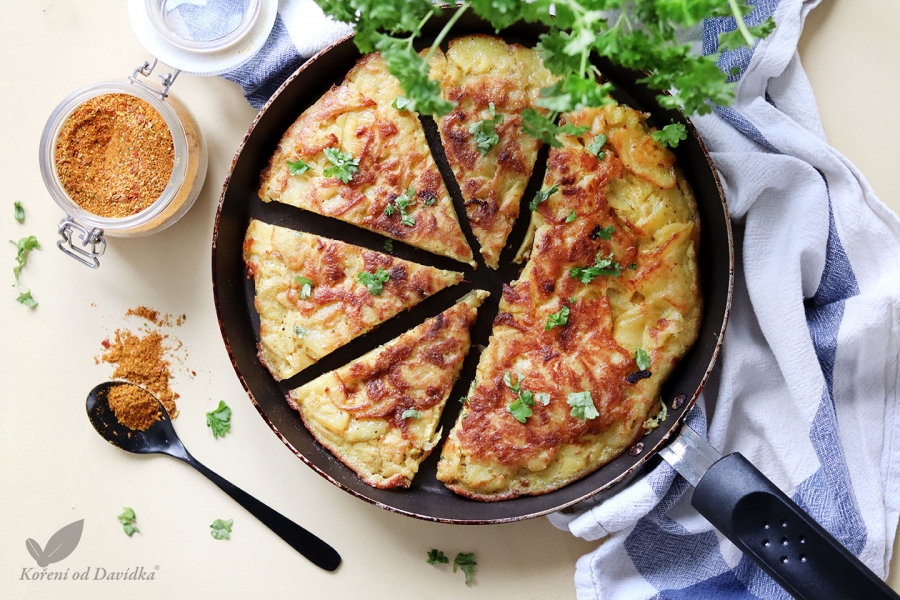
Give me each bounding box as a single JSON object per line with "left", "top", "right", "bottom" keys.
{"left": 661, "top": 426, "right": 899, "bottom": 600}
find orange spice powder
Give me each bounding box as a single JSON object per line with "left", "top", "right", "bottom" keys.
{"left": 101, "top": 329, "right": 178, "bottom": 417}
{"left": 106, "top": 384, "right": 161, "bottom": 431}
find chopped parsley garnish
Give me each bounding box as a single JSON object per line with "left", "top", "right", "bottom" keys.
{"left": 635, "top": 348, "right": 652, "bottom": 371}
{"left": 294, "top": 275, "right": 314, "bottom": 300}
{"left": 14, "top": 201, "right": 24, "bottom": 223}
{"left": 453, "top": 552, "right": 477, "bottom": 585}
{"left": 392, "top": 96, "right": 413, "bottom": 111}
{"left": 459, "top": 395, "right": 468, "bottom": 404}
{"left": 384, "top": 188, "right": 417, "bottom": 226}
{"left": 505, "top": 371, "right": 539, "bottom": 423}
{"left": 401, "top": 409, "right": 421, "bottom": 420}
{"left": 12, "top": 235, "right": 40, "bottom": 284}
{"left": 529, "top": 183, "right": 559, "bottom": 212}
{"left": 567, "top": 391, "right": 599, "bottom": 421}
{"left": 468, "top": 102, "right": 504, "bottom": 155}
{"left": 210, "top": 518, "right": 233, "bottom": 540}
{"left": 322, "top": 147, "right": 359, "bottom": 183}
{"left": 566, "top": 210, "right": 577, "bottom": 223}
{"left": 206, "top": 401, "right": 232, "bottom": 439}
{"left": 587, "top": 133, "right": 607, "bottom": 158}
{"left": 286, "top": 158, "right": 311, "bottom": 175}
{"left": 569, "top": 251, "right": 622, "bottom": 283}
{"left": 358, "top": 267, "right": 391, "bottom": 295}
{"left": 427, "top": 549, "right": 449, "bottom": 564}
{"left": 293, "top": 325, "right": 306, "bottom": 337}
{"left": 16, "top": 290, "right": 36, "bottom": 308}
{"left": 594, "top": 225, "right": 615, "bottom": 240}
{"left": 651, "top": 123, "right": 688, "bottom": 148}
{"left": 545, "top": 305, "right": 570, "bottom": 330}
{"left": 117, "top": 507, "right": 139, "bottom": 537}
{"left": 383, "top": 239, "right": 393, "bottom": 252}
{"left": 629, "top": 263, "right": 637, "bottom": 270}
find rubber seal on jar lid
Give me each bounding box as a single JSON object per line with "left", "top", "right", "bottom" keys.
{"left": 128, "top": 0, "right": 278, "bottom": 76}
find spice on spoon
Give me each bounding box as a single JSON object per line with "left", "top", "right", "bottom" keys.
{"left": 106, "top": 384, "right": 161, "bottom": 431}
{"left": 55, "top": 93, "right": 174, "bottom": 218}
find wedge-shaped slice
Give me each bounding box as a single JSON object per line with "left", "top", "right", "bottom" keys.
{"left": 288, "top": 291, "right": 488, "bottom": 488}
{"left": 438, "top": 104, "right": 701, "bottom": 501}
{"left": 243, "top": 220, "right": 464, "bottom": 381}
{"left": 428, "top": 35, "right": 557, "bottom": 268}
{"left": 259, "top": 52, "right": 474, "bottom": 266}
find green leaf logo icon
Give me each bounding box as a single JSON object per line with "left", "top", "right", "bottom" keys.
{"left": 25, "top": 519, "right": 84, "bottom": 567}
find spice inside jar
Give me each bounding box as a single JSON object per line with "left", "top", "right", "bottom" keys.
{"left": 55, "top": 93, "right": 175, "bottom": 218}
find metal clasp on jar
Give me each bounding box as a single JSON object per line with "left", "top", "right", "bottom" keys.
{"left": 57, "top": 216, "right": 106, "bottom": 268}
{"left": 129, "top": 58, "right": 180, "bottom": 100}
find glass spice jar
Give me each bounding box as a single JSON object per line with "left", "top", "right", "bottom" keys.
{"left": 39, "top": 61, "right": 208, "bottom": 268}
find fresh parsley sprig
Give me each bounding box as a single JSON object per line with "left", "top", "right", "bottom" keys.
{"left": 545, "top": 305, "right": 570, "bottom": 330}
{"left": 323, "top": 148, "right": 360, "bottom": 183}
{"left": 529, "top": 183, "right": 559, "bottom": 212}
{"left": 206, "top": 401, "right": 232, "bottom": 439}
{"left": 358, "top": 267, "right": 391, "bottom": 295}
{"left": 469, "top": 102, "right": 504, "bottom": 155}
{"left": 384, "top": 188, "right": 417, "bottom": 226}
{"left": 117, "top": 507, "right": 139, "bottom": 537}
{"left": 569, "top": 251, "right": 622, "bottom": 283}
{"left": 505, "top": 371, "right": 543, "bottom": 423}
{"left": 453, "top": 552, "right": 477, "bottom": 585}
{"left": 567, "top": 391, "right": 599, "bottom": 421}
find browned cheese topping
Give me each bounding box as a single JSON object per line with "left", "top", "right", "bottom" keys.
{"left": 55, "top": 93, "right": 174, "bottom": 218}
{"left": 106, "top": 383, "right": 161, "bottom": 431}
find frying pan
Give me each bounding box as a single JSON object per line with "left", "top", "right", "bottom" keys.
{"left": 211, "top": 10, "right": 897, "bottom": 599}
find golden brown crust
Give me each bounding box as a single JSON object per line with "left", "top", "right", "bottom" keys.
{"left": 428, "top": 35, "right": 557, "bottom": 268}
{"left": 259, "top": 53, "right": 475, "bottom": 266}
{"left": 437, "top": 103, "right": 702, "bottom": 501}
{"left": 289, "top": 291, "right": 488, "bottom": 488}
{"left": 243, "top": 220, "right": 463, "bottom": 381}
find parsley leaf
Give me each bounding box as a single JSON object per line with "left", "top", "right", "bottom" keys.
{"left": 287, "top": 158, "right": 311, "bottom": 176}
{"left": 383, "top": 239, "right": 393, "bottom": 252}
{"left": 13, "top": 201, "right": 24, "bottom": 223}
{"left": 384, "top": 188, "right": 417, "bottom": 226}
{"left": 505, "top": 371, "right": 539, "bottom": 423}
{"left": 508, "top": 397, "right": 533, "bottom": 423}
{"left": 522, "top": 108, "right": 588, "bottom": 148}
{"left": 587, "top": 133, "right": 607, "bottom": 158}
{"left": 206, "top": 401, "right": 232, "bottom": 439}
{"left": 566, "top": 210, "right": 577, "bottom": 223}
{"left": 545, "top": 305, "right": 570, "bottom": 330}
{"left": 569, "top": 251, "right": 622, "bottom": 283}
{"left": 651, "top": 123, "right": 688, "bottom": 148}
{"left": 468, "top": 102, "right": 504, "bottom": 155}
{"left": 12, "top": 235, "right": 40, "bottom": 284}
{"left": 401, "top": 408, "right": 421, "bottom": 419}
{"left": 117, "top": 507, "right": 139, "bottom": 537}
{"left": 210, "top": 518, "right": 233, "bottom": 540}
{"left": 294, "top": 276, "right": 314, "bottom": 300}
{"left": 16, "top": 290, "right": 37, "bottom": 308}
{"left": 567, "top": 391, "right": 599, "bottom": 421}
{"left": 358, "top": 267, "right": 391, "bottom": 295}
{"left": 594, "top": 225, "right": 615, "bottom": 240}
{"left": 427, "top": 549, "right": 449, "bottom": 564}
{"left": 529, "top": 183, "right": 559, "bottom": 212}
{"left": 322, "top": 148, "right": 360, "bottom": 183}
{"left": 635, "top": 348, "right": 652, "bottom": 371}
{"left": 392, "top": 95, "right": 413, "bottom": 111}
{"left": 453, "top": 552, "right": 477, "bottom": 585}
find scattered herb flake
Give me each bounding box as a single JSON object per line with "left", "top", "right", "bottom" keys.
{"left": 322, "top": 147, "right": 359, "bottom": 183}
{"left": 287, "top": 158, "right": 311, "bottom": 176}
{"left": 453, "top": 552, "right": 477, "bottom": 585}
{"left": 383, "top": 239, "right": 394, "bottom": 252}
{"left": 384, "top": 188, "right": 417, "bottom": 227}
{"left": 595, "top": 225, "right": 615, "bottom": 240}
{"left": 427, "top": 549, "right": 449, "bottom": 564}
{"left": 566, "top": 210, "right": 577, "bottom": 223}
{"left": 629, "top": 263, "right": 637, "bottom": 270}
{"left": 569, "top": 251, "right": 622, "bottom": 283}
{"left": 358, "top": 267, "right": 391, "bottom": 296}
{"left": 117, "top": 507, "right": 139, "bottom": 537}
{"left": 210, "top": 518, "right": 233, "bottom": 540}
{"left": 294, "top": 325, "right": 306, "bottom": 337}
{"left": 206, "top": 401, "right": 232, "bottom": 439}
{"left": 14, "top": 201, "right": 24, "bottom": 223}
{"left": 587, "top": 134, "right": 607, "bottom": 157}
{"left": 16, "top": 290, "right": 37, "bottom": 308}
{"left": 294, "top": 275, "right": 314, "bottom": 300}
{"left": 529, "top": 184, "right": 559, "bottom": 212}
{"left": 545, "top": 305, "right": 570, "bottom": 330}
{"left": 392, "top": 96, "right": 413, "bottom": 111}
{"left": 567, "top": 391, "right": 599, "bottom": 421}
{"left": 468, "top": 102, "right": 504, "bottom": 155}
{"left": 651, "top": 123, "right": 688, "bottom": 148}
{"left": 401, "top": 409, "right": 421, "bottom": 420}
{"left": 635, "top": 348, "right": 652, "bottom": 371}
{"left": 12, "top": 235, "right": 40, "bottom": 284}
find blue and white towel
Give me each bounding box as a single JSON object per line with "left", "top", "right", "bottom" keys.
{"left": 220, "top": 1, "right": 900, "bottom": 597}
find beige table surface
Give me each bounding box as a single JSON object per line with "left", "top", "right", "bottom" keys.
{"left": 1, "top": 1, "right": 897, "bottom": 598}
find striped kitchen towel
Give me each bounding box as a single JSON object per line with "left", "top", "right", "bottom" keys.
{"left": 220, "top": 1, "right": 900, "bottom": 597}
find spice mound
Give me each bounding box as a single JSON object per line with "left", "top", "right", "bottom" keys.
{"left": 55, "top": 93, "right": 174, "bottom": 218}
{"left": 106, "top": 383, "right": 161, "bottom": 431}
{"left": 101, "top": 329, "right": 178, "bottom": 417}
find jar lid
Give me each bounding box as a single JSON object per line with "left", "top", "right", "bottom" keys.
{"left": 128, "top": 0, "right": 278, "bottom": 76}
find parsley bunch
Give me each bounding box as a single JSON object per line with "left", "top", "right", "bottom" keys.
{"left": 315, "top": 0, "right": 774, "bottom": 147}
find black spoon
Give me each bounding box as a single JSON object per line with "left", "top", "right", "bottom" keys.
{"left": 86, "top": 381, "right": 341, "bottom": 571}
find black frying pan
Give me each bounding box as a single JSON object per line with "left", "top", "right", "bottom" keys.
{"left": 210, "top": 11, "right": 895, "bottom": 599}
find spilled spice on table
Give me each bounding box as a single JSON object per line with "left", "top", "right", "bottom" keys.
{"left": 106, "top": 383, "right": 161, "bottom": 431}
{"left": 99, "top": 307, "right": 188, "bottom": 418}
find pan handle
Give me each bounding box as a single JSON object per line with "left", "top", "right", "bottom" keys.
{"left": 662, "top": 426, "right": 899, "bottom": 600}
